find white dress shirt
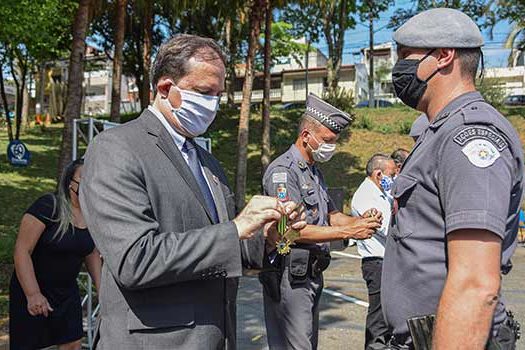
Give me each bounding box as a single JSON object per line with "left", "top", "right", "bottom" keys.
{"left": 351, "top": 177, "right": 393, "bottom": 258}
{"left": 148, "top": 106, "right": 214, "bottom": 194}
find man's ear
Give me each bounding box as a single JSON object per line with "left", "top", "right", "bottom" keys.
{"left": 300, "top": 129, "right": 310, "bottom": 144}
{"left": 156, "top": 78, "right": 172, "bottom": 99}
{"left": 374, "top": 169, "right": 383, "bottom": 181}
{"left": 437, "top": 48, "right": 455, "bottom": 71}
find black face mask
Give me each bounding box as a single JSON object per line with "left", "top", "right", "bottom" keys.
{"left": 392, "top": 49, "right": 440, "bottom": 109}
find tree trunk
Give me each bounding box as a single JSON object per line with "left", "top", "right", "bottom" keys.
{"left": 235, "top": 0, "right": 264, "bottom": 210}
{"left": 324, "top": 0, "right": 346, "bottom": 93}
{"left": 57, "top": 0, "right": 91, "bottom": 177}
{"left": 225, "top": 17, "right": 236, "bottom": 107}
{"left": 368, "top": 4, "right": 375, "bottom": 108}
{"left": 261, "top": 0, "right": 272, "bottom": 176}
{"left": 38, "top": 62, "right": 46, "bottom": 116}
{"left": 305, "top": 39, "right": 310, "bottom": 98}
{"left": 140, "top": 0, "right": 153, "bottom": 110}
{"left": 110, "top": 0, "right": 127, "bottom": 122}
{"left": 11, "top": 57, "right": 26, "bottom": 141}
{"left": 0, "top": 64, "right": 13, "bottom": 141}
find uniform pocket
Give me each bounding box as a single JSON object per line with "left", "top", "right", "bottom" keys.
{"left": 391, "top": 174, "right": 419, "bottom": 240}
{"left": 302, "top": 193, "right": 320, "bottom": 224}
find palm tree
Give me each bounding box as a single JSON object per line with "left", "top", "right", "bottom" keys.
{"left": 57, "top": 0, "right": 92, "bottom": 178}
{"left": 110, "top": 0, "right": 127, "bottom": 122}
{"left": 505, "top": 23, "right": 525, "bottom": 67}
{"left": 235, "top": 0, "right": 265, "bottom": 210}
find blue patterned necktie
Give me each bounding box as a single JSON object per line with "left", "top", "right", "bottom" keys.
{"left": 182, "top": 140, "right": 219, "bottom": 224}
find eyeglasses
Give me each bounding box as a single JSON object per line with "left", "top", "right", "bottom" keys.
{"left": 70, "top": 178, "right": 80, "bottom": 195}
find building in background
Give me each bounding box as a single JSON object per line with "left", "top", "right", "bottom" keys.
{"left": 484, "top": 66, "right": 525, "bottom": 96}
{"left": 228, "top": 47, "right": 368, "bottom": 105}
{"left": 360, "top": 42, "right": 397, "bottom": 103}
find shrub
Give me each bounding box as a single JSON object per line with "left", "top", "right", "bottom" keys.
{"left": 322, "top": 87, "right": 356, "bottom": 125}
{"left": 398, "top": 119, "right": 413, "bottom": 135}
{"left": 354, "top": 114, "right": 375, "bottom": 130}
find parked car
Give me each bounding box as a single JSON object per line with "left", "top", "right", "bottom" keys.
{"left": 280, "top": 102, "right": 304, "bottom": 110}
{"left": 356, "top": 99, "right": 394, "bottom": 108}
{"left": 504, "top": 95, "right": 525, "bottom": 106}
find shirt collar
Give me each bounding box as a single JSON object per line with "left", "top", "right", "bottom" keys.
{"left": 364, "top": 177, "right": 386, "bottom": 199}
{"left": 148, "top": 105, "right": 186, "bottom": 151}
{"left": 429, "top": 91, "right": 484, "bottom": 130}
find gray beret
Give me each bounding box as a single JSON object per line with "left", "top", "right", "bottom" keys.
{"left": 304, "top": 93, "right": 352, "bottom": 134}
{"left": 409, "top": 114, "right": 430, "bottom": 138}
{"left": 393, "top": 8, "right": 484, "bottom": 48}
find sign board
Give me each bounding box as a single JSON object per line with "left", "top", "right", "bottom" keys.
{"left": 7, "top": 140, "right": 31, "bottom": 167}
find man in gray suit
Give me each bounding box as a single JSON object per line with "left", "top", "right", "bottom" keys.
{"left": 80, "top": 34, "right": 303, "bottom": 350}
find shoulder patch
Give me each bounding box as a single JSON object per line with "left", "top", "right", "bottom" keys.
{"left": 461, "top": 139, "right": 500, "bottom": 168}
{"left": 453, "top": 126, "right": 508, "bottom": 152}
{"left": 272, "top": 172, "right": 288, "bottom": 184}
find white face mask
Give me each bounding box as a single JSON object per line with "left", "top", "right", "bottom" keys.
{"left": 307, "top": 133, "right": 336, "bottom": 163}
{"left": 166, "top": 85, "right": 220, "bottom": 137}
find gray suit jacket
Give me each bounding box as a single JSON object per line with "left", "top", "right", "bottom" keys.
{"left": 80, "top": 109, "right": 242, "bottom": 350}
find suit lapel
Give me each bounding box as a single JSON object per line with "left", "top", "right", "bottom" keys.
{"left": 145, "top": 110, "right": 214, "bottom": 223}
{"left": 199, "top": 153, "right": 229, "bottom": 223}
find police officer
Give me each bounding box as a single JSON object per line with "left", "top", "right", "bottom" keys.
{"left": 383, "top": 8, "right": 523, "bottom": 349}
{"left": 261, "top": 93, "right": 383, "bottom": 350}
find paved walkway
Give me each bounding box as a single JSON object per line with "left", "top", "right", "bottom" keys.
{"left": 237, "top": 245, "right": 525, "bottom": 350}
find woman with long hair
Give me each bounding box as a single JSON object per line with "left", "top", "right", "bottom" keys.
{"left": 9, "top": 159, "right": 101, "bottom": 350}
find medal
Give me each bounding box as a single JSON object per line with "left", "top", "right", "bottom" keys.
{"left": 275, "top": 184, "right": 300, "bottom": 255}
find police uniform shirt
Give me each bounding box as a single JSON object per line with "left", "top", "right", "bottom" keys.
{"left": 382, "top": 91, "right": 524, "bottom": 344}
{"left": 263, "top": 144, "right": 337, "bottom": 247}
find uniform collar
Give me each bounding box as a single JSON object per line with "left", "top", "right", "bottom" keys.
{"left": 428, "top": 91, "right": 484, "bottom": 130}
{"left": 289, "top": 144, "right": 311, "bottom": 171}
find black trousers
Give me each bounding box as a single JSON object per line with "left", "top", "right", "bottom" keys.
{"left": 361, "top": 257, "right": 391, "bottom": 350}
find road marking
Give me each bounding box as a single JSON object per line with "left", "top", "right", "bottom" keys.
{"left": 331, "top": 251, "right": 362, "bottom": 259}
{"left": 323, "top": 288, "right": 369, "bottom": 308}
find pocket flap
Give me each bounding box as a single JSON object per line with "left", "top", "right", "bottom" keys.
{"left": 289, "top": 249, "right": 310, "bottom": 278}
{"left": 127, "top": 303, "right": 195, "bottom": 331}
{"left": 303, "top": 194, "right": 319, "bottom": 206}
{"left": 393, "top": 174, "right": 418, "bottom": 199}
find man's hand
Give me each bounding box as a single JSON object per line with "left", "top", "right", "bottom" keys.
{"left": 264, "top": 202, "right": 307, "bottom": 249}
{"left": 362, "top": 208, "right": 383, "bottom": 224}
{"left": 233, "top": 196, "right": 287, "bottom": 240}
{"left": 339, "top": 216, "right": 381, "bottom": 240}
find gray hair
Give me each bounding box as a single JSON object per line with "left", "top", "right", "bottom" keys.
{"left": 151, "top": 34, "right": 226, "bottom": 93}
{"left": 366, "top": 154, "right": 391, "bottom": 177}
{"left": 51, "top": 158, "right": 84, "bottom": 241}
{"left": 297, "top": 114, "right": 323, "bottom": 134}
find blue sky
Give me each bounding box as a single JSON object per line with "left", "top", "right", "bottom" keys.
{"left": 313, "top": 3, "right": 513, "bottom": 68}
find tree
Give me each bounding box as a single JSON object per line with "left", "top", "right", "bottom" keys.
{"left": 261, "top": 0, "right": 272, "bottom": 174}
{"left": 0, "top": 0, "right": 75, "bottom": 142}
{"left": 497, "top": 2, "right": 525, "bottom": 66}
{"left": 318, "top": 0, "right": 357, "bottom": 93}
{"left": 281, "top": 3, "right": 323, "bottom": 98}
{"left": 110, "top": 0, "right": 127, "bottom": 122}
{"left": 140, "top": 0, "right": 153, "bottom": 109}
{"left": 235, "top": 0, "right": 265, "bottom": 210}
{"left": 357, "top": 0, "right": 393, "bottom": 108}
{"left": 57, "top": 0, "right": 92, "bottom": 176}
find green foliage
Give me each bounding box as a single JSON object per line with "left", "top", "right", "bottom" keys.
{"left": 477, "top": 78, "right": 506, "bottom": 109}
{"left": 354, "top": 114, "right": 375, "bottom": 130}
{"left": 322, "top": 87, "right": 355, "bottom": 122}
{"left": 398, "top": 119, "right": 413, "bottom": 135}
{"left": 265, "top": 22, "right": 309, "bottom": 68}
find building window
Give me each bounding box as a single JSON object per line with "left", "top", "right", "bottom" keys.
{"left": 293, "top": 79, "right": 306, "bottom": 91}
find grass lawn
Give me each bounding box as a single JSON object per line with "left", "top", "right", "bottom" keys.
{"left": 0, "top": 104, "right": 524, "bottom": 325}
